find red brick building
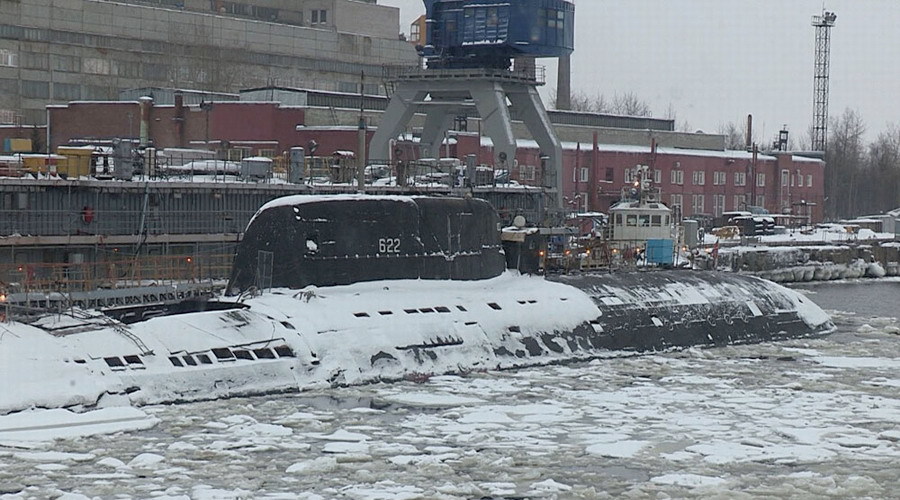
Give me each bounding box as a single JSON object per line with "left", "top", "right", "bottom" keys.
{"left": 45, "top": 99, "right": 826, "bottom": 223}
{"left": 48, "top": 98, "right": 306, "bottom": 159}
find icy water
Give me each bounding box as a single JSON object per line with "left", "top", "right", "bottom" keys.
{"left": 2, "top": 282, "right": 900, "bottom": 499}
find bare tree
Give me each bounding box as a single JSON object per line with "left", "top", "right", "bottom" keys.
{"left": 862, "top": 123, "right": 900, "bottom": 213}
{"left": 718, "top": 122, "right": 745, "bottom": 150}
{"left": 717, "top": 120, "right": 762, "bottom": 150}
{"left": 825, "top": 108, "right": 866, "bottom": 218}
{"left": 557, "top": 91, "right": 652, "bottom": 117}
{"left": 610, "top": 92, "right": 652, "bottom": 117}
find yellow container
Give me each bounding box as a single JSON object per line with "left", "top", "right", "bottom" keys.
{"left": 21, "top": 154, "right": 64, "bottom": 174}
{"left": 7, "top": 138, "right": 32, "bottom": 153}
{"left": 57, "top": 146, "right": 94, "bottom": 177}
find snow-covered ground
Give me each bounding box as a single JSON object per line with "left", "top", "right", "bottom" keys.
{"left": 1, "top": 297, "right": 897, "bottom": 498}
{"left": 703, "top": 224, "right": 895, "bottom": 246}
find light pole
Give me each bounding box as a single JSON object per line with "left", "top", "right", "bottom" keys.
{"left": 200, "top": 100, "right": 213, "bottom": 151}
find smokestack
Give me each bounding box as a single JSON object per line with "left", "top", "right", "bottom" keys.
{"left": 556, "top": 54, "right": 572, "bottom": 110}
{"left": 745, "top": 114, "right": 753, "bottom": 150}
{"left": 139, "top": 96, "right": 153, "bottom": 148}
{"left": 174, "top": 92, "right": 185, "bottom": 148}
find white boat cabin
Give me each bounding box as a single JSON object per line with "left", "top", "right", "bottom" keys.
{"left": 609, "top": 200, "right": 673, "bottom": 242}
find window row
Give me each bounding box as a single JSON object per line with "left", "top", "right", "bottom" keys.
{"left": 613, "top": 213, "right": 671, "bottom": 227}
{"left": 671, "top": 193, "right": 767, "bottom": 216}
{"left": 21, "top": 80, "right": 114, "bottom": 100}
{"left": 781, "top": 169, "right": 814, "bottom": 188}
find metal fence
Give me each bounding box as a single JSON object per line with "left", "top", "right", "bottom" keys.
{"left": 0, "top": 253, "right": 233, "bottom": 295}
{"left": 0, "top": 209, "right": 256, "bottom": 237}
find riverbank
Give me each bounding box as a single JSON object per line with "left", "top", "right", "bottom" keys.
{"left": 699, "top": 225, "right": 899, "bottom": 283}
{"left": 717, "top": 241, "right": 900, "bottom": 283}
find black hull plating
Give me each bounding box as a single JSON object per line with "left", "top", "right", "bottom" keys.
{"left": 533, "top": 270, "right": 829, "bottom": 356}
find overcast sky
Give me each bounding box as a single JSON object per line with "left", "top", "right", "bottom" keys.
{"left": 380, "top": 0, "right": 900, "bottom": 145}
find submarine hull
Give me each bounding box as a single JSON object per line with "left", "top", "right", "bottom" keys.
{"left": 0, "top": 270, "right": 832, "bottom": 415}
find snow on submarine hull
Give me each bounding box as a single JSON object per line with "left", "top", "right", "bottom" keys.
{"left": 0, "top": 196, "right": 833, "bottom": 416}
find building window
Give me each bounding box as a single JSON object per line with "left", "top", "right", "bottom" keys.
{"left": 756, "top": 173, "right": 765, "bottom": 187}
{"left": 227, "top": 148, "right": 251, "bottom": 161}
{"left": 734, "top": 171, "right": 746, "bottom": 186}
{"left": 142, "top": 63, "right": 169, "bottom": 80}
{"left": 0, "top": 109, "right": 16, "bottom": 124}
{"left": 20, "top": 52, "right": 49, "bottom": 70}
{"left": 691, "top": 170, "right": 705, "bottom": 186}
{"left": 53, "top": 82, "right": 81, "bottom": 100}
{"left": 410, "top": 21, "right": 421, "bottom": 42}
{"left": 580, "top": 167, "right": 589, "bottom": 183}
{"left": 258, "top": 148, "right": 276, "bottom": 158}
{"left": 653, "top": 169, "right": 661, "bottom": 184}
{"left": 311, "top": 9, "right": 327, "bottom": 24}
{"left": 734, "top": 194, "right": 747, "bottom": 211}
{"left": 806, "top": 174, "right": 813, "bottom": 187}
{"left": 116, "top": 60, "right": 141, "bottom": 78}
{"left": 691, "top": 194, "right": 705, "bottom": 215}
{"left": 781, "top": 169, "right": 790, "bottom": 187}
{"left": 624, "top": 168, "right": 633, "bottom": 183}
{"left": 0, "top": 49, "right": 17, "bottom": 67}
{"left": 670, "top": 169, "right": 683, "bottom": 185}
{"left": 338, "top": 81, "right": 359, "bottom": 94}
{"left": 52, "top": 54, "right": 80, "bottom": 72}
{"left": 713, "top": 194, "right": 726, "bottom": 217}
{"left": 755, "top": 195, "right": 765, "bottom": 207}
{"left": 713, "top": 171, "right": 726, "bottom": 185}
{"left": 83, "top": 84, "right": 111, "bottom": 100}
{"left": 83, "top": 57, "right": 111, "bottom": 75}
{"left": 670, "top": 194, "right": 683, "bottom": 220}
{"left": 605, "top": 168, "right": 613, "bottom": 181}
{"left": 578, "top": 192, "right": 589, "bottom": 212}
{"left": 22, "top": 80, "right": 50, "bottom": 99}
{"left": 519, "top": 164, "right": 535, "bottom": 181}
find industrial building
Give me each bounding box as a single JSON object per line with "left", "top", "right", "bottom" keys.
{"left": 35, "top": 88, "right": 825, "bottom": 223}
{"left": 0, "top": 0, "right": 418, "bottom": 126}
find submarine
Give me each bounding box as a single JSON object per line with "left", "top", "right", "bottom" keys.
{"left": 0, "top": 195, "right": 833, "bottom": 416}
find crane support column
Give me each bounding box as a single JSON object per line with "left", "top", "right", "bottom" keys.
{"left": 369, "top": 69, "right": 564, "bottom": 214}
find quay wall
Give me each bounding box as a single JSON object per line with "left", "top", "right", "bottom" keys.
{"left": 718, "top": 242, "right": 900, "bottom": 283}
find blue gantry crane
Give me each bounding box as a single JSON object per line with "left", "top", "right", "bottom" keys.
{"left": 370, "top": 0, "right": 575, "bottom": 214}
{"left": 419, "top": 0, "right": 575, "bottom": 69}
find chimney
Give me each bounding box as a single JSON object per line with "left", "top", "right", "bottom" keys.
{"left": 174, "top": 92, "right": 186, "bottom": 148}
{"left": 745, "top": 114, "right": 753, "bottom": 150}
{"left": 139, "top": 96, "right": 153, "bottom": 148}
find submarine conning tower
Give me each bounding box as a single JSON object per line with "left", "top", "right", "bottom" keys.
{"left": 227, "top": 195, "right": 506, "bottom": 294}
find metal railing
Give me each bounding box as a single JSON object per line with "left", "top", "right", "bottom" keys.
{"left": 0, "top": 254, "right": 233, "bottom": 295}
{"left": 0, "top": 209, "right": 256, "bottom": 238}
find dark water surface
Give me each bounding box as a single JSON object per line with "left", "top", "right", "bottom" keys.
{"left": 791, "top": 279, "right": 900, "bottom": 319}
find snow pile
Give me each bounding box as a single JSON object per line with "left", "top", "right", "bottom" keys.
{"left": 0, "top": 407, "right": 158, "bottom": 443}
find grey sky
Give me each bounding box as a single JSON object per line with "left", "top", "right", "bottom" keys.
{"left": 380, "top": 0, "right": 900, "bottom": 145}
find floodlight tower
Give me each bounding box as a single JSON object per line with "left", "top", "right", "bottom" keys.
{"left": 811, "top": 10, "right": 836, "bottom": 152}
